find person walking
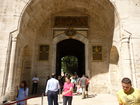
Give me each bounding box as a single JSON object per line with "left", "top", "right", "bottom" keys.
{"left": 58, "top": 75, "right": 63, "bottom": 93}
{"left": 85, "top": 76, "right": 90, "bottom": 98}
{"left": 79, "top": 75, "right": 87, "bottom": 99}
{"left": 32, "top": 74, "right": 39, "bottom": 95}
{"left": 71, "top": 75, "right": 76, "bottom": 92}
{"left": 17, "top": 81, "right": 29, "bottom": 105}
{"left": 45, "top": 73, "right": 60, "bottom": 105}
{"left": 62, "top": 76, "right": 74, "bottom": 105}
{"left": 117, "top": 77, "right": 140, "bottom": 105}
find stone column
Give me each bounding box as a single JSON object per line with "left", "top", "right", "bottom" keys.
{"left": 120, "top": 30, "right": 132, "bottom": 80}
{"left": 0, "top": 38, "right": 9, "bottom": 102}
{"left": 128, "top": 35, "right": 137, "bottom": 88}
{"left": 5, "top": 35, "right": 17, "bottom": 99}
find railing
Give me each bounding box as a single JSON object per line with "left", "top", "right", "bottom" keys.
{"left": 3, "top": 93, "right": 44, "bottom": 105}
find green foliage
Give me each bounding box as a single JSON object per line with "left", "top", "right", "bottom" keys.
{"left": 61, "top": 56, "right": 78, "bottom": 74}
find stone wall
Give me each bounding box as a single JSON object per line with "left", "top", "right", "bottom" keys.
{"left": 1, "top": 0, "right": 140, "bottom": 103}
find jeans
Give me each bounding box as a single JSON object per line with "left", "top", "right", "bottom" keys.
{"left": 47, "top": 90, "right": 58, "bottom": 105}
{"left": 17, "top": 103, "right": 25, "bottom": 105}
{"left": 63, "top": 96, "right": 72, "bottom": 105}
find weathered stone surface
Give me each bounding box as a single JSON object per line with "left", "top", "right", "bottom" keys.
{"left": 0, "top": 0, "right": 140, "bottom": 103}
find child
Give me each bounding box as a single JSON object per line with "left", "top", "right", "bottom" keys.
{"left": 17, "top": 81, "right": 29, "bottom": 105}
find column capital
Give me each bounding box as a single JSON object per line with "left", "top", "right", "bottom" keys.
{"left": 11, "top": 36, "right": 17, "bottom": 42}
{"left": 121, "top": 29, "right": 132, "bottom": 43}
{"left": 10, "top": 30, "right": 19, "bottom": 42}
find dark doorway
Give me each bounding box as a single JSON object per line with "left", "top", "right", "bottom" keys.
{"left": 56, "top": 39, "right": 85, "bottom": 77}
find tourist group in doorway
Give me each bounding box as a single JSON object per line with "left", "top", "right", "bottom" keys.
{"left": 16, "top": 73, "right": 140, "bottom": 105}
{"left": 45, "top": 73, "right": 89, "bottom": 105}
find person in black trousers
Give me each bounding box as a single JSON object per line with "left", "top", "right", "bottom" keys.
{"left": 32, "top": 75, "right": 39, "bottom": 95}
{"left": 45, "top": 74, "right": 60, "bottom": 105}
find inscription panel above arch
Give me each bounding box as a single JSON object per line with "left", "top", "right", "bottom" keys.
{"left": 54, "top": 16, "right": 89, "bottom": 28}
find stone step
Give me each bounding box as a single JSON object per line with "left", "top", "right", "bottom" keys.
{"left": 28, "top": 94, "right": 118, "bottom": 105}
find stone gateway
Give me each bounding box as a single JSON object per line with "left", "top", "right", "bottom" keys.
{"left": 0, "top": 0, "right": 140, "bottom": 103}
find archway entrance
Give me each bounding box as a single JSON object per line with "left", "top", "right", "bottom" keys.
{"left": 56, "top": 39, "right": 85, "bottom": 77}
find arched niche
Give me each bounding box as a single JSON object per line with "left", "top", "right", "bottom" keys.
{"left": 110, "top": 46, "right": 119, "bottom": 64}
{"left": 20, "top": 45, "right": 32, "bottom": 88}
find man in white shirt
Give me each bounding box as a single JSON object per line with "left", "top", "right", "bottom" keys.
{"left": 45, "top": 73, "right": 60, "bottom": 105}
{"left": 32, "top": 74, "right": 39, "bottom": 94}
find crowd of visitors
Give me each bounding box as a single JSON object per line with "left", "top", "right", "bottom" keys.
{"left": 16, "top": 73, "right": 90, "bottom": 105}
{"left": 45, "top": 73, "right": 90, "bottom": 105}
{"left": 16, "top": 73, "right": 140, "bottom": 105}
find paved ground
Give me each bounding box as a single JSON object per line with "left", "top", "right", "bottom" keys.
{"left": 28, "top": 94, "right": 118, "bottom": 105}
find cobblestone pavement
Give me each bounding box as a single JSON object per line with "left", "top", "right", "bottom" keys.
{"left": 28, "top": 94, "right": 118, "bottom": 105}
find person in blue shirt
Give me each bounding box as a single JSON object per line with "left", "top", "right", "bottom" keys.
{"left": 45, "top": 73, "right": 60, "bottom": 105}
{"left": 17, "top": 81, "right": 29, "bottom": 105}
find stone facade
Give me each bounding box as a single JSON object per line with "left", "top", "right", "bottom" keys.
{"left": 0, "top": 0, "right": 140, "bottom": 103}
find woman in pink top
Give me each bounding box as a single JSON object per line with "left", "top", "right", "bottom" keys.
{"left": 62, "top": 76, "right": 74, "bottom": 105}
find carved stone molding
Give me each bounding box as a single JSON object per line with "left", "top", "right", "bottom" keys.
{"left": 53, "top": 28, "right": 88, "bottom": 38}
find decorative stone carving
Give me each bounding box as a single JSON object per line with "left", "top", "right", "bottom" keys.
{"left": 65, "top": 28, "right": 76, "bottom": 37}
{"left": 92, "top": 46, "right": 102, "bottom": 61}
{"left": 39, "top": 45, "right": 49, "bottom": 60}
{"left": 54, "top": 16, "right": 88, "bottom": 28}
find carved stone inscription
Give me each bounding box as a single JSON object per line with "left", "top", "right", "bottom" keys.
{"left": 92, "top": 46, "right": 102, "bottom": 61}
{"left": 39, "top": 45, "right": 49, "bottom": 60}
{"left": 54, "top": 16, "right": 88, "bottom": 28}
